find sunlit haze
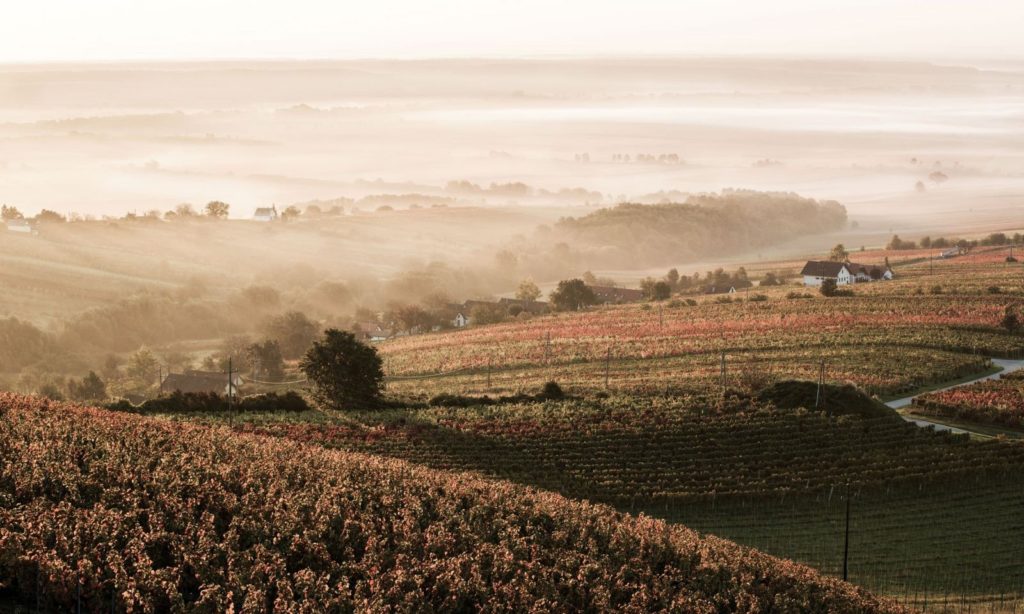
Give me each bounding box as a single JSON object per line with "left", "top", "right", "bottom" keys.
{"left": 3, "top": 0, "right": 1024, "bottom": 62}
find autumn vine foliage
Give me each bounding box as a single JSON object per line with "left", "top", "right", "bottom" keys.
{"left": 0, "top": 394, "right": 906, "bottom": 612}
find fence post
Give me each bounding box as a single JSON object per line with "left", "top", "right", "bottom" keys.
{"left": 605, "top": 346, "right": 611, "bottom": 389}
{"left": 842, "top": 482, "right": 851, "bottom": 582}
{"left": 720, "top": 351, "right": 726, "bottom": 395}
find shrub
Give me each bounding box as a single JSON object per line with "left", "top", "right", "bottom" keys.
{"left": 1001, "top": 306, "right": 1021, "bottom": 334}
{"left": 428, "top": 382, "right": 567, "bottom": 407}
{"left": 988, "top": 286, "right": 1003, "bottom": 294}
{"left": 540, "top": 381, "right": 565, "bottom": 400}
{"left": 819, "top": 279, "right": 837, "bottom": 297}
{"left": 929, "top": 285, "right": 944, "bottom": 295}
{"left": 237, "top": 391, "right": 310, "bottom": 413}
{"left": 104, "top": 390, "right": 310, "bottom": 414}
{"left": 747, "top": 294, "right": 768, "bottom": 302}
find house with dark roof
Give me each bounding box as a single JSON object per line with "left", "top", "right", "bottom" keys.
{"left": 498, "top": 298, "right": 550, "bottom": 315}
{"left": 587, "top": 285, "right": 645, "bottom": 304}
{"left": 161, "top": 370, "right": 243, "bottom": 396}
{"left": 703, "top": 279, "right": 754, "bottom": 295}
{"left": 800, "top": 261, "right": 892, "bottom": 287}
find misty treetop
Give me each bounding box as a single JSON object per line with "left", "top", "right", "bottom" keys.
{"left": 556, "top": 190, "right": 847, "bottom": 267}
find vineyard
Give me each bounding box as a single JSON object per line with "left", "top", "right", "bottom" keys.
{"left": 206, "top": 393, "right": 1024, "bottom": 611}
{"left": 912, "top": 371, "right": 1024, "bottom": 428}
{"left": 376, "top": 257, "right": 1024, "bottom": 399}
{"left": 0, "top": 394, "right": 906, "bottom": 613}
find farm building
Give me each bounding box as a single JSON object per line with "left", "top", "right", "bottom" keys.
{"left": 704, "top": 280, "right": 754, "bottom": 295}
{"left": 253, "top": 205, "right": 279, "bottom": 222}
{"left": 801, "top": 261, "right": 893, "bottom": 287}
{"left": 498, "top": 297, "right": 550, "bottom": 315}
{"left": 4, "top": 219, "right": 34, "bottom": 234}
{"left": 355, "top": 321, "right": 392, "bottom": 342}
{"left": 161, "top": 370, "right": 243, "bottom": 396}
{"left": 588, "top": 285, "right": 645, "bottom": 304}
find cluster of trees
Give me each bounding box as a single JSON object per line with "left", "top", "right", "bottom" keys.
{"left": 888, "top": 232, "right": 1023, "bottom": 251}
{"left": 610, "top": 153, "right": 682, "bottom": 164}
{"left": 556, "top": 190, "right": 848, "bottom": 268}
{"left": 1, "top": 205, "right": 67, "bottom": 224}
{"left": 550, "top": 279, "right": 597, "bottom": 312}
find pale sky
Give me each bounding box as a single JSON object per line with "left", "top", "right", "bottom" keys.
{"left": 1, "top": 0, "right": 1022, "bottom": 62}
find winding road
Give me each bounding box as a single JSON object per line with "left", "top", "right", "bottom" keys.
{"left": 886, "top": 358, "right": 1024, "bottom": 436}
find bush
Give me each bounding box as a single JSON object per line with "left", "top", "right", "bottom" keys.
{"left": 1001, "top": 306, "right": 1021, "bottom": 334}
{"left": 104, "top": 390, "right": 310, "bottom": 414}
{"left": 1007, "top": 256, "right": 1018, "bottom": 263}
{"left": 747, "top": 294, "right": 768, "bottom": 302}
{"left": 427, "top": 382, "right": 567, "bottom": 407}
{"left": 988, "top": 286, "right": 1003, "bottom": 294}
{"left": 786, "top": 291, "right": 813, "bottom": 300}
{"left": 237, "top": 391, "right": 310, "bottom": 413}
{"left": 929, "top": 285, "right": 944, "bottom": 295}
{"left": 819, "top": 279, "right": 837, "bottom": 297}
{"left": 540, "top": 381, "right": 565, "bottom": 400}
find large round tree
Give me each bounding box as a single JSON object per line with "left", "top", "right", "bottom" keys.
{"left": 300, "top": 329, "right": 384, "bottom": 410}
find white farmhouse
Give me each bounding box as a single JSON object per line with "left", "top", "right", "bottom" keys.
{"left": 253, "top": 205, "right": 279, "bottom": 222}
{"left": 4, "top": 219, "right": 34, "bottom": 234}
{"left": 801, "top": 261, "right": 892, "bottom": 287}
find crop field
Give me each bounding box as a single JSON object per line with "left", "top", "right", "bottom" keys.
{"left": 379, "top": 258, "right": 1024, "bottom": 399}
{"left": 0, "top": 394, "right": 906, "bottom": 613}
{"left": 202, "top": 394, "right": 1024, "bottom": 610}
{"left": 912, "top": 371, "right": 1024, "bottom": 428}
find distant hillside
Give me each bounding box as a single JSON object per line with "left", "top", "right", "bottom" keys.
{"left": 556, "top": 189, "right": 847, "bottom": 267}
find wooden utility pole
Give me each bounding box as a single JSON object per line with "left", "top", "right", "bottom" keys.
{"left": 158, "top": 365, "right": 163, "bottom": 396}
{"left": 486, "top": 357, "right": 491, "bottom": 389}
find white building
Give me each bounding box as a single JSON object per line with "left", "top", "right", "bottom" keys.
{"left": 4, "top": 219, "right": 33, "bottom": 234}
{"left": 253, "top": 205, "right": 279, "bottom": 222}
{"left": 801, "top": 261, "right": 892, "bottom": 287}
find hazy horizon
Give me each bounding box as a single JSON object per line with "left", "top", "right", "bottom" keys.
{"left": 5, "top": 1, "right": 1024, "bottom": 62}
